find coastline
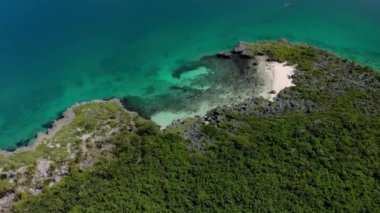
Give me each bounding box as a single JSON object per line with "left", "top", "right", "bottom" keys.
{"left": 0, "top": 98, "right": 123, "bottom": 157}
{"left": 2, "top": 40, "right": 380, "bottom": 211}
{"left": 0, "top": 41, "right": 298, "bottom": 156}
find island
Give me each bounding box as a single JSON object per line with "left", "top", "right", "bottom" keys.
{"left": 1, "top": 41, "right": 379, "bottom": 212}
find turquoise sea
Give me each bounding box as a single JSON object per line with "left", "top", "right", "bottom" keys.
{"left": 0, "top": 0, "right": 379, "bottom": 149}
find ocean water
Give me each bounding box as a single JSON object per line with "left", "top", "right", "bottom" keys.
{"left": 0, "top": 0, "right": 379, "bottom": 149}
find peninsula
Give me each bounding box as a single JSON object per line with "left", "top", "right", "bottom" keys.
{"left": 1, "top": 41, "right": 379, "bottom": 212}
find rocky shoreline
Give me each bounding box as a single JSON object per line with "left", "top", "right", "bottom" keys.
{"left": 0, "top": 40, "right": 298, "bottom": 156}
{"left": 0, "top": 98, "right": 141, "bottom": 212}
{"left": 3, "top": 39, "right": 376, "bottom": 156}
{"left": 0, "top": 99, "right": 123, "bottom": 157}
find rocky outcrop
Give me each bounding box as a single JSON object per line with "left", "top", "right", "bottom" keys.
{"left": 0, "top": 99, "right": 141, "bottom": 212}
{"left": 0, "top": 193, "right": 14, "bottom": 212}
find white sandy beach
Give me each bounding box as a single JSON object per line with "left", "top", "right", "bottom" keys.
{"left": 256, "top": 56, "right": 295, "bottom": 101}
{"left": 268, "top": 61, "right": 296, "bottom": 101}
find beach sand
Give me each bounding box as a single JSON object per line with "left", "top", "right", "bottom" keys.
{"left": 256, "top": 56, "right": 296, "bottom": 101}
{"left": 151, "top": 102, "right": 211, "bottom": 129}
{"left": 269, "top": 61, "right": 296, "bottom": 101}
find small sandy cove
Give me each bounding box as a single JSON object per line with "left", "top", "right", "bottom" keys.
{"left": 256, "top": 56, "right": 295, "bottom": 101}
{"left": 152, "top": 56, "right": 296, "bottom": 129}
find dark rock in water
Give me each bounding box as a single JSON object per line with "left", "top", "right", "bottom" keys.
{"left": 55, "top": 110, "right": 65, "bottom": 119}
{"left": 269, "top": 90, "right": 276, "bottom": 94}
{"left": 41, "top": 121, "right": 54, "bottom": 129}
{"left": 143, "top": 86, "right": 155, "bottom": 95}
{"left": 121, "top": 96, "right": 154, "bottom": 119}
{"left": 16, "top": 139, "right": 30, "bottom": 147}
{"left": 171, "top": 61, "right": 205, "bottom": 78}
{"left": 169, "top": 86, "right": 199, "bottom": 93}
{"left": 5, "top": 138, "right": 32, "bottom": 151}
{"left": 216, "top": 52, "right": 232, "bottom": 58}
{"left": 4, "top": 147, "right": 17, "bottom": 152}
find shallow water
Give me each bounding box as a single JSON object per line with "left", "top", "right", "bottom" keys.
{"left": 0, "top": 0, "right": 379, "bottom": 149}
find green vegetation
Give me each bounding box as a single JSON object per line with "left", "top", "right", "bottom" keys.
{"left": 4, "top": 42, "right": 380, "bottom": 212}
{"left": 0, "top": 100, "right": 140, "bottom": 209}
{"left": 0, "top": 145, "right": 50, "bottom": 169}
{"left": 0, "top": 180, "right": 14, "bottom": 197}
{"left": 13, "top": 109, "right": 380, "bottom": 212}
{"left": 0, "top": 102, "right": 127, "bottom": 169}
{"left": 244, "top": 41, "right": 318, "bottom": 71}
